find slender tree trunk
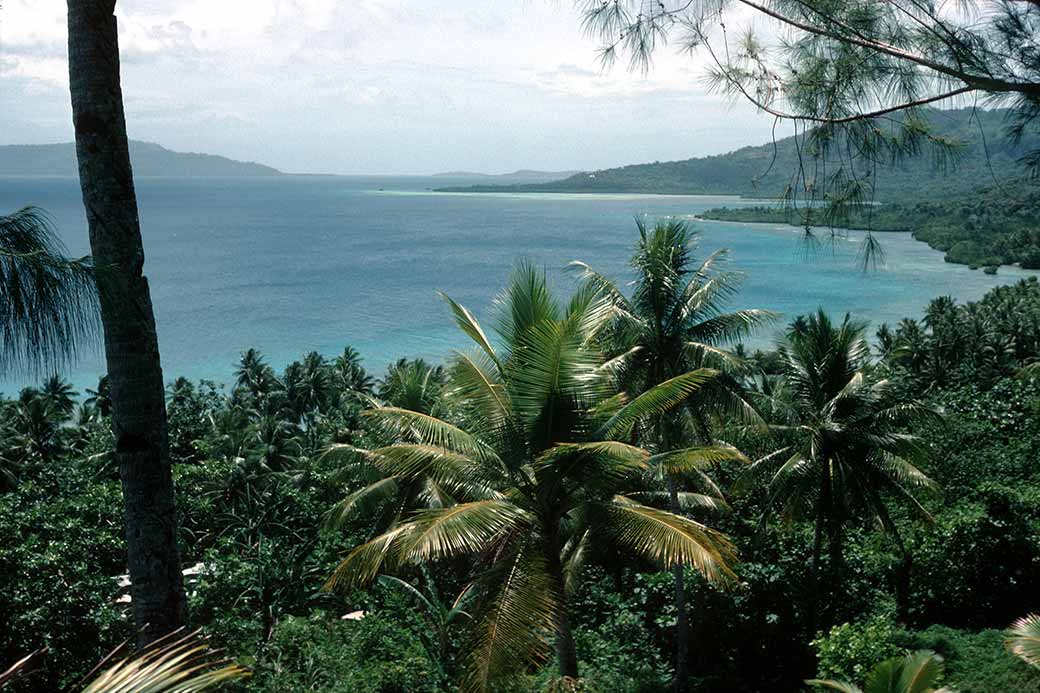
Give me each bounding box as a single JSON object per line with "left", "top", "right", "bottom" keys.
{"left": 668, "top": 475, "right": 691, "bottom": 693}
{"left": 808, "top": 497, "right": 825, "bottom": 635}
{"left": 67, "top": 0, "right": 186, "bottom": 647}
{"left": 810, "top": 460, "right": 832, "bottom": 634}
{"left": 544, "top": 524, "right": 579, "bottom": 680}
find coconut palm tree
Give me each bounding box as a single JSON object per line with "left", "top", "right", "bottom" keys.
{"left": 807, "top": 650, "right": 947, "bottom": 693}
{"left": 83, "top": 375, "right": 111, "bottom": 418}
{"left": 324, "top": 263, "right": 738, "bottom": 690}
{"left": 68, "top": 0, "right": 186, "bottom": 644}
{"left": 39, "top": 375, "right": 78, "bottom": 421}
{"left": 324, "top": 357, "right": 452, "bottom": 533}
{"left": 332, "top": 345, "right": 375, "bottom": 399}
{"left": 740, "top": 311, "right": 940, "bottom": 627}
{"left": 0, "top": 206, "right": 98, "bottom": 376}
{"left": 571, "top": 219, "right": 774, "bottom": 692}
{"left": 378, "top": 358, "right": 446, "bottom": 414}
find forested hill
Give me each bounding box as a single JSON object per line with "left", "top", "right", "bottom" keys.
{"left": 436, "top": 108, "right": 1036, "bottom": 200}
{"left": 0, "top": 141, "right": 282, "bottom": 177}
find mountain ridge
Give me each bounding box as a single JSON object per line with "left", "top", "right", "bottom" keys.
{"left": 434, "top": 108, "right": 1037, "bottom": 202}
{"left": 0, "top": 140, "right": 282, "bottom": 177}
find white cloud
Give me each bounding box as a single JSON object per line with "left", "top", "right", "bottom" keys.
{"left": 0, "top": 0, "right": 777, "bottom": 173}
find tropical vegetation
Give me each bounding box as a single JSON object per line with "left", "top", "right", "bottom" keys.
{"left": 5, "top": 223, "right": 1040, "bottom": 691}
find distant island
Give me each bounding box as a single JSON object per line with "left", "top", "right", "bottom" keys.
{"left": 434, "top": 107, "right": 1038, "bottom": 203}
{"left": 0, "top": 140, "right": 283, "bottom": 177}
{"left": 431, "top": 169, "right": 581, "bottom": 184}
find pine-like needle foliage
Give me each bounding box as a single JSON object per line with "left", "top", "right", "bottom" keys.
{"left": 0, "top": 207, "right": 99, "bottom": 374}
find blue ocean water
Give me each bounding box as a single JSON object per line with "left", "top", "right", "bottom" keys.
{"left": 1, "top": 175, "right": 1034, "bottom": 392}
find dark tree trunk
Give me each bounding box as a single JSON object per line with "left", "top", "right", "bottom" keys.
{"left": 66, "top": 0, "right": 186, "bottom": 647}
{"left": 809, "top": 461, "right": 832, "bottom": 634}
{"left": 544, "top": 523, "right": 579, "bottom": 680}
{"left": 668, "top": 475, "right": 691, "bottom": 693}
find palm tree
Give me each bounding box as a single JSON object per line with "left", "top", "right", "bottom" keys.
{"left": 1006, "top": 613, "right": 1040, "bottom": 668}
{"left": 68, "top": 0, "right": 185, "bottom": 645}
{"left": 807, "top": 650, "right": 947, "bottom": 693}
{"left": 571, "top": 219, "right": 774, "bottom": 692}
{"left": 740, "top": 311, "right": 940, "bottom": 627}
{"left": 378, "top": 358, "right": 446, "bottom": 414}
{"left": 324, "top": 357, "right": 451, "bottom": 534}
{"left": 0, "top": 206, "right": 98, "bottom": 375}
{"left": 11, "top": 389, "right": 60, "bottom": 464}
{"left": 324, "top": 264, "right": 737, "bottom": 690}
{"left": 39, "top": 374, "right": 78, "bottom": 421}
{"left": 83, "top": 375, "right": 111, "bottom": 418}
{"left": 332, "top": 345, "right": 375, "bottom": 399}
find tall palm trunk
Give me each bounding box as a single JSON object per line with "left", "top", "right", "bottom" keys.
{"left": 544, "top": 522, "right": 579, "bottom": 680}
{"left": 809, "top": 460, "right": 833, "bottom": 634}
{"left": 668, "top": 475, "right": 691, "bottom": 693}
{"left": 67, "top": 0, "right": 186, "bottom": 647}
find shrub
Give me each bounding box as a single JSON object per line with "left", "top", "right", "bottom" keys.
{"left": 247, "top": 611, "right": 444, "bottom": 693}
{"left": 812, "top": 616, "right": 905, "bottom": 682}
{"left": 896, "top": 626, "right": 1040, "bottom": 692}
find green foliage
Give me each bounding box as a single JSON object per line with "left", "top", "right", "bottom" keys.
{"left": 898, "top": 626, "right": 1040, "bottom": 693}
{"left": 813, "top": 617, "right": 905, "bottom": 683}
{"left": 0, "top": 455, "right": 127, "bottom": 689}
{"left": 906, "top": 484, "right": 1040, "bottom": 630}
{"left": 703, "top": 179, "right": 1040, "bottom": 269}
{"left": 246, "top": 611, "right": 443, "bottom": 692}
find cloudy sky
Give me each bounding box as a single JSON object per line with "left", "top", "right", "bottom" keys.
{"left": 1, "top": 1, "right": 778, "bottom": 174}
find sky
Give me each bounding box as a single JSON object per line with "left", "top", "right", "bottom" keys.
{"left": 1, "top": 0, "right": 779, "bottom": 175}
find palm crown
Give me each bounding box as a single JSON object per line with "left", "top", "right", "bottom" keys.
{"left": 741, "top": 310, "right": 940, "bottom": 623}
{"left": 324, "top": 263, "right": 738, "bottom": 690}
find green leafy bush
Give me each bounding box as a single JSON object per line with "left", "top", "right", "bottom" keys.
{"left": 246, "top": 611, "right": 443, "bottom": 692}
{"left": 896, "top": 626, "right": 1040, "bottom": 692}
{"left": 812, "top": 616, "right": 905, "bottom": 682}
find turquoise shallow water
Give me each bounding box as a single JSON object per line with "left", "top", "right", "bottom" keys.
{"left": 1, "top": 175, "right": 1035, "bottom": 392}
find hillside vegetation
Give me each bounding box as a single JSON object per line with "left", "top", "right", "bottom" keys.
{"left": 702, "top": 178, "right": 1040, "bottom": 270}
{"left": 5, "top": 225, "right": 1040, "bottom": 691}
{"left": 436, "top": 108, "right": 1035, "bottom": 201}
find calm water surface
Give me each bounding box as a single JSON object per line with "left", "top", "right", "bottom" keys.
{"left": 1, "top": 175, "right": 1033, "bottom": 391}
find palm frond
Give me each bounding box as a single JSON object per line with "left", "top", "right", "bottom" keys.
{"left": 448, "top": 349, "right": 511, "bottom": 428}
{"left": 325, "top": 476, "right": 400, "bottom": 529}
{"left": 600, "top": 369, "right": 719, "bottom": 438}
{"left": 603, "top": 496, "right": 737, "bottom": 585}
{"left": 805, "top": 679, "right": 863, "bottom": 692}
{"left": 1007, "top": 613, "right": 1040, "bottom": 668}
{"left": 534, "top": 440, "right": 649, "bottom": 485}
{"left": 462, "top": 545, "right": 557, "bottom": 693}
{"left": 441, "top": 292, "right": 503, "bottom": 372}
{"left": 395, "top": 500, "right": 530, "bottom": 564}
{"left": 364, "top": 407, "right": 501, "bottom": 463}
{"left": 648, "top": 445, "right": 748, "bottom": 475}
{"left": 80, "top": 629, "right": 249, "bottom": 692}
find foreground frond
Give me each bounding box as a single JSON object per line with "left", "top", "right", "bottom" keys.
{"left": 80, "top": 629, "right": 249, "bottom": 692}
{"left": 1007, "top": 613, "right": 1040, "bottom": 668}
